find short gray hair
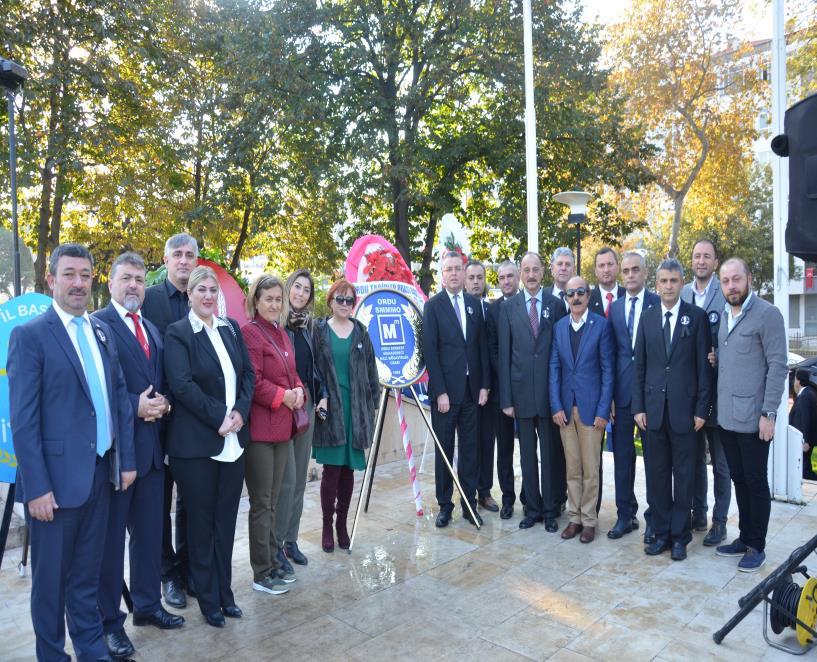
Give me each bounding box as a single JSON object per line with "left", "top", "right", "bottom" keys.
{"left": 498, "top": 260, "right": 518, "bottom": 273}
{"left": 520, "top": 251, "right": 544, "bottom": 267}
{"left": 657, "top": 258, "right": 684, "bottom": 279}
{"left": 109, "top": 251, "right": 146, "bottom": 281}
{"left": 164, "top": 233, "right": 199, "bottom": 257}
{"left": 551, "top": 247, "right": 574, "bottom": 265}
{"left": 621, "top": 251, "right": 646, "bottom": 268}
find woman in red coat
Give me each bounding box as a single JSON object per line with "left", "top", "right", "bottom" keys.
{"left": 242, "top": 274, "right": 305, "bottom": 596}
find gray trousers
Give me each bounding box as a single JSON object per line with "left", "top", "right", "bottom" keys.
{"left": 275, "top": 393, "right": 315, "bottom": 544}
{"left": 692, "top": 426, "right": 731, "bottom": 525}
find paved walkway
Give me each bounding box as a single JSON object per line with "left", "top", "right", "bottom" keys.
{"left": 2, "top": 452, "right": 816, "bottom": 661}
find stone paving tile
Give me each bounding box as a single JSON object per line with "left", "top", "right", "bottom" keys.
{"left": 1, "top": 452, "right": 816, "bottom": 660}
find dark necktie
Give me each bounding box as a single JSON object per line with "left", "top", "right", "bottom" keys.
{"left": 127, "top": 312, "right": 151, "bottom": 359}
{"left": 529, "top": 297, "right": 539, "bottom": 336}
{"left": 605, "top": 292, "right": 613, "bottom": 318}
{"left": 559, "top": 290, "right": 566, "bottom": 309}
{"left": 453, "top": 294, "right": 465, "bottom": 338}
{"left": 664, "top": 310, "right": 673, "bottom": 358}
{"left": 627, "top": 296, "right": 638, "bottom": 341}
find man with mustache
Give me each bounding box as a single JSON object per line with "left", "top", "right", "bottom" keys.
{"left": 8, "top": 243, "right": 135, "bottom": 661}
{"left": 141, "top": 233, "right": 199, "bottom": 608}
{"left": 94, "top": 252, "right": 183, "bottom": 660}
{"left": 713, "top": 258, "right": 787, "bottom": 572}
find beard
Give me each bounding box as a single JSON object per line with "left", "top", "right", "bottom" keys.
{"left": 726, "top": 288, "right": 750, "bottom": 307}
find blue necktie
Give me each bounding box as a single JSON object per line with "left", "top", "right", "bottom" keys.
{"left": 627, "top": 296, "right": 638, "bottom": 341}
{"left": 72, "top": 317, "right": 110, "bottom": 457}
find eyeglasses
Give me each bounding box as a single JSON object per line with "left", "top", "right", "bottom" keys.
{"left": 333, "top": 295, "right": 355, "bottom": 306}
{"left": 565, "top": 287, "right": 588, "bottom": 298}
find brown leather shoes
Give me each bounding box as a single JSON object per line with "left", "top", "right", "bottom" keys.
{"left": 561, "top": 522, "right": 583, "bottom": 539}
{"left": 478, "top": 495, "right": 500, "bottom": 513}
{"left": 580, "top": 526, "right": 596, "bottom": 543}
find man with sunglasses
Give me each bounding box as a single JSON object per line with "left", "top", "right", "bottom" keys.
{"left": 549, "top": 277, "right": 614, "bottom": 543}
{"left": 633, "top": 259, "right": 711, "bottom": 561}
{"left": 423, "top": 252, "right": 491, "bottom": 528}
{"left": 498, "top": 252, "right": 565, "bottom": 532}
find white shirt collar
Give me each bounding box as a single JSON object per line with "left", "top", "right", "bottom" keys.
{"left": 570, "top": 309, "right": 589, "bottom": 330}
{"left": 599, "top": 284, "right": 617, "bottom": 299}
{"left": 693, "top": 275, "right": 716, "bottom": 297}
{"left": 52, "top": 299, "right": 90, "bottom": 328}
{"left": 725, "top": 291, "right": 753, "bottom": 320}
{"left": 524, "top": 287, "right": 542, "bottom": 303}
{"left": 661, "top": 299, "right": 682, "bottom": 318}
{"left": 627, "top": 288, "right": 646, "bottom": 302}
{"left": 188, "top": 309, "right": 229, "bottom": 333}
{"left": 110, "top": 298, "right": 140, "bottom": 323}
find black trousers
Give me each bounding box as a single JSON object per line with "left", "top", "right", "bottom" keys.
{"left": 170, "top": 454, "right": 245, "bottom": 616}
{"left": 431, "top": 386, "right": 479, "bottom": 511}
{"left": 692, "top": 427, "right": 731, "bottom": 525}
{"left": 611, "top": 406, "right": 639, "bottom": 521}
{"left": 518, "top": 415, "right": 559, "bottom": 519}
{"left": 720, "top": 427, "right": 771, "bottom": 552}
{"left": 495, "top": 402, "right": 517, "bottom": 507}
{"left": 477, "top": 401, "right": 496, "bottom": 498}
{"left": 646, "top": 409, "right": 695, "bottom": 544}
{"left": 161, "top": 465, "right": 189, "bottom": 584}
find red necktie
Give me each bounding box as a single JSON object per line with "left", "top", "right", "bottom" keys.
{"left": 126, "top": 312, "right": 151, "bottom": 359}
{"left": 605, "top": 292, "right": 613, "bottom": 318}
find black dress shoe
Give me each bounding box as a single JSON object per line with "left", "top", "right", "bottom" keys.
{"left": 435, "top": 510, "right": 452, "bottom": 528}
{"left": 133, "top": 607, "right": 185, "bottom": 629}
{"left": 671, "top": 541, "right": 687, "bottom": 561}
{"left": 162, "top": 579, "right": 186, "bottom": 609}
{"left": 692, "top": 513, "right": 708, "bottom": 532}
{"left": 518, "top": 515, "right": 541, "bottom": 529}
{"left": 544, "top": 518, "right": 558, "bottom": 533}
{"left": 645, "top": 538, "right": 671, "bottom": 556}
{"left": 606, "top": 518, "right": 633, "bottom": 540}
{"left": 285, "top": 541, "right": 308, "bottom": 566}
{"left": 703, "top": 522, "right": 727, "bottom": 547}
{"left": 631, "top": 517, "right": 640, "bottom": 530}
{"left": 499, "top": 505, "right": 513, "bottom": 520}
{"left": 643, "top": 525, "right": 656, "bottom": 546}
{"left": 204, "top": 612, "right": 225, "bottom": 628}
{"left": 221, "top": 605, "right": 243, "bottom": 619}
{"left": 462, "top": 508, "right": 483, "bottom": 527}
{"left": 104, "top": 630, "right": 135, "bottom": 658}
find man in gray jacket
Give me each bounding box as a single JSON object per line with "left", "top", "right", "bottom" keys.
{"left": 681, "top": 238, "right": 730, "bottom": 546}
{"left": 714, "top": 258, "right": 787, "bottom": 572}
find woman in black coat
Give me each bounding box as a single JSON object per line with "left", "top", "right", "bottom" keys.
{"left": 164, "top": 266, "right": 254, "bottom": 628}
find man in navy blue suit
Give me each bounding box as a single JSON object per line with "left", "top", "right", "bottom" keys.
{"left": 633, "top": 258, "right": 711, "bottom": 561}
{"left": 549, "top": 276, "right": 614, "bottom": 543}
{"left": 8, "top": 243, "right": 135, "bottom": 662}
{"left": 423, "top": 251, "right": 490, "bottom": 528}
{"left": 94, "top": 252, "right": 184, "bottom": 659}
{"left": 607, "top": 251, "right": 659, "bottom": 540}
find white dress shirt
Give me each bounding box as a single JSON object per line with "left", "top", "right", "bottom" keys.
{"left": 551, "top": 285, "right": 569, "bottom": 310}
{"left": 626, "top": 288, "right": 646, "bottom": 350}
{"left": 661, "top": 299, "right": 682, "bottom": 341}
{"left": 189, "top": 311, "right": 243, "bottom": 462}
{"left": 446, "top": 289, "right": 467, "bottom": 339}
{"left": 110, "top": 298, "right": 149, "bottom": 340}
{"left": 53, "top": 301, "right": 114, "bottom": 445}
{"left": 725, "top": 291, "right": 754, "bottom": 333}
{"left": 598, "top": 284, "right": 619, "bottom": 316}
{"left": 692, "top": 275, "right": 716, "bottom": 308}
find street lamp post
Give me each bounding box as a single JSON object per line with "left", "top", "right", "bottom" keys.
{"left": 522, "top": 0, "right": 539, "bottom": 253}
{"left": 553, "top": 191, "right": 593, "bottom": 277}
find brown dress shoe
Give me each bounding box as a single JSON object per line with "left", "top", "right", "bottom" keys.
{"left": 580, "top": 526, "right": 596, "bottom": 543}
{"left": 561, "top": 522, "right": 583, "bottom": 539}
{"left": 478, "top": 495, "right": 500, "bottom": 513}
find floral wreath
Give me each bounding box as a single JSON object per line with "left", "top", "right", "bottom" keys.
{"left": 363, "top": 247, "right": 415, "bottom": 285}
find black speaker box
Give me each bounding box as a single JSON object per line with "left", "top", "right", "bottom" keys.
{"left": 782, "top": 92, "right": 817, "bottom": 261}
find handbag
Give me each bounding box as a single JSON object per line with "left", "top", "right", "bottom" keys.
{"left": 251, "top": 321, "right": 310, "bottom": 437}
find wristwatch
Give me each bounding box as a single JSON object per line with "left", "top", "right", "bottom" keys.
{"left": 762, "top": 410, "right": 777, "bottom": 421}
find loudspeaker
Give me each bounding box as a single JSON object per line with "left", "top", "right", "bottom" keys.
{"left": 779, "top": 93, "right": 817, "bottom": 261}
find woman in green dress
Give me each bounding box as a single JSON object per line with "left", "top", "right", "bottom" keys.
{"left": 312, "top": 279, "right": 381, "bottom": 552}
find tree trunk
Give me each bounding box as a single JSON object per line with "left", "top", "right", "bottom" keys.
{"left": 668, "top": 192, "right": 685, "bottom": 258}
{"left": 231, "top": 175, "right": 254, "bottom": 271}
{"left": 391, "top": 174, "right": 411, "bottom": 266}
{"left": 418, "top": 210, "right": 438, "bottom": 295}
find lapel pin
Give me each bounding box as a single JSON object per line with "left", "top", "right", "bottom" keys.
{"left": 94, "top": 326, "right": 107, "bottom": 344}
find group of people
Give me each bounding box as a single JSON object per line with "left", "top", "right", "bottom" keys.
{"left": 8, "top": 234, "right": 380, "bottom": 661}
{"left": 423, "top": 240, "right": 787, "bottom": 569}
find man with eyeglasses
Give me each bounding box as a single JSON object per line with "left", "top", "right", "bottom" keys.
{"left": 549, "top": 277, "right": 614, "bottom": 543}
{"left": 633, "top": 258, "right": 711, "bottom": 561}
{"left": 498, "top": 252, "right": 565, "bottom": 532}
{"left": 423, "top": 252, "right": 490, "bottom": 528}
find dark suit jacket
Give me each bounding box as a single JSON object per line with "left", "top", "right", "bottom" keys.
{"left": 609, "top": 290, "right": 660, "bottom": 409}
{"left": 791, "top": 385, "right": 817, "bottom": 447}
{"left": 549, "top": 312, "right": 615, "bottom": 425}
{"left": 484, "top": 298, "right": 501, "bottom": 400}
{"left": 632, "top": 300, "right": 712, "bottom": 433}
{"left": 8, "top": 306, "right": 135, "bottom": 507}
{"left": 498, "top": 289, "right": 564, "bottom": 418}
{"left": 142, "top": 279, "right": 185, "bottom": 336}
{"left": 422, "top": 290, "right": 489, "bottom": 404}
{"left": 163, "top": 316, "right": 255, "bottom": 458}
{"left": 93, "top": 303, "right": 164, "bottom": 477}
{"left": 589, "top": 285, "right": 625, "bottom": 318}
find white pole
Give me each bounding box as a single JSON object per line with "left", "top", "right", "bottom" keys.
{"left": 770, "top": 0, "right": 798, "bottom": 501}
{"left": 523, "top": 0, "right": 539, "bottom": 253}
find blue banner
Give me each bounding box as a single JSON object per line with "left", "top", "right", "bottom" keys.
{"left": 0, "top": 293, "right": 52, "bottom": 483}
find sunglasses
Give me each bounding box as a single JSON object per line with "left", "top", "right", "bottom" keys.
{"left": 333, "top": 295, "right": 355, "bottom": 306}
{"left": 565, "top": 287, "right": 588, "bottom": 298}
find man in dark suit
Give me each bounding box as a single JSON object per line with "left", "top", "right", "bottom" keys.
{"left": 140, "top": 232, "right": 198, "bottom": 608}
{"left": 423, "top": 251, "right": 490, "bottom": 528}
{"left": 607, "top": 251, "right": 659, "bottom": 540}
{"left": 487, "top": 261, "right": 521, "bottom": 519}
{"left": 8, "top": 243, "right": 135, "bottom": 662}
{"left": 633, "top": 258, "right": 711, "bottom": 561}
{"left": 94, "top": 252, "right": 184, "bottom": 659}
{"left": 550, "top": 276, "right": 614, "bottom": 543}
{"left": 791, "top": 369, "right": 817, "bottom": 480}
{"left": 589, "top": 247, "right": 625, "bottom": 319}
{"left": 681, "top": 238, "right": 730, "bottom": 546}
{"left": 465, "top": 259, "right": 500, "bottom": 514}
{"left": 548, "top": 246, "right": 575, "bottom": 312}
{"left": 499, "top": 251, "right": 565, "bottom": 532}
